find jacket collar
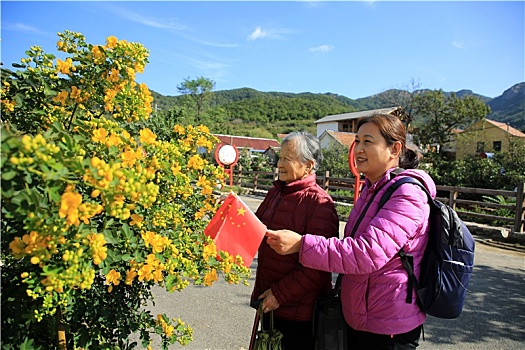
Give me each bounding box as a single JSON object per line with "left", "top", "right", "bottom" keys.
{"left": 364, "top": 167, "right": 399, "bottom": 193}
{"left": 273, "top": 173, "right": 317, "bottom": 193}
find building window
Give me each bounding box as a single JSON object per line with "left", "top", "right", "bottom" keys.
{"left": 493, "top": 141, "right": 502, "bottom": 152}
{"left": 476, "top": 142, "right": 485, "bottom": 153}
{"left": 340, "top": 123, "right": 349, "bottom": 132}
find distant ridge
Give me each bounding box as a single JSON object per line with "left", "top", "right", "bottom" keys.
{"left": 150, "top": 82, "right": 525, "bottom": 132}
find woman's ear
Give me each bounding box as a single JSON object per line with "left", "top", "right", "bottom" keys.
{"left": 390, "top": 141, "right": 403, "bottom": 158}
{"left": 305, "top": 160, "right": 315, "bottom": 173}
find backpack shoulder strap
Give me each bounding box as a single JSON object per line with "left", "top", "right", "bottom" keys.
{"left": 378, "top": 176, "right": 432, "bottom": 209}
{"left": 377, "top": 175, "right": 432, "bottom": 304}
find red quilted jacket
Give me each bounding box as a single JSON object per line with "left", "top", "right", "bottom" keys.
{"left": 251, "top": 174, "right": 339, "bottom": 321}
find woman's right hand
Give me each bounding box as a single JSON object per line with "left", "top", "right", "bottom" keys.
{"left": 265, "top": 229, "right": 302, "bottom": 255}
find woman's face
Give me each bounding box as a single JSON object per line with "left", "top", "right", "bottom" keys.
{"left": 354, "top": 122, "right": 400, "bottom": 183}
{"left": 277, "top": 140, "right": 311, "bottom": 183}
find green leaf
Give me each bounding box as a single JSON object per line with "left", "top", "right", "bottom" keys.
{"left": 14, "top": 93, "right": 25, "bottom": 105}
{"left": 121, "top": 254, "right": 131, "bottom": 261}
{"left": 103, "top": 230, "right": 118, "bottom": 244}
{"left": 121, "top": 223, "right": 133, "bottom": 240}
{"left": 103, "top": 218, "right": 115, "bottom": 229}
{"left": 24, "top": 172, "right": 32, "bottom": 184}
{"left": 1, "top": 171, "right": 17, "bottom": 181}
{"left": 47, "top": 186, "right": 61, "bottom": 203}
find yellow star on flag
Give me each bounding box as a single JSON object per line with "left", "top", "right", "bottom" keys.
{"left": 237, "top": 207, "right": 246, "bottom": 216}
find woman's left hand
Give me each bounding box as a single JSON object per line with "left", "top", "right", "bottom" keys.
{"left": 266, "top": 229, "right": 302, "bottom": 255}
{"left": 259, "top": 289, "right": 280, "bottom": 313}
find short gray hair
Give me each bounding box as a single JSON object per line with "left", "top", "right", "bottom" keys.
{"left": 281, "top": 131, "right": 323, "bottom": 171}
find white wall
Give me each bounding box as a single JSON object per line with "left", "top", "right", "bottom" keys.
{"left": 316, "top": 122, "right": 339, "bottom": 138}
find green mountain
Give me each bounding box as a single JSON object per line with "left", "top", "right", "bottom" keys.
{"left": 486, "top": 83, "right": 525, "bottom": 131}
{"left": 151, "top": 82, "right": 525, "bottom": 137}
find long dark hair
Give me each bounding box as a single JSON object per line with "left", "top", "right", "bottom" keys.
{"left": 356, "top": 113, "right": 419, "bottom": 169}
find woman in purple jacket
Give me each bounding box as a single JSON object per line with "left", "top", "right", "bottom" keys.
{"left": 252, "top": 131, "right": 339, "bottom": 350}
{"left": 266, "top": 114, "right": 436, "bottom": 350}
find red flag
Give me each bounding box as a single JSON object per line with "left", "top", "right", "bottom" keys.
{"left": 204, "top": 193, "right": 266, "bottom": 267}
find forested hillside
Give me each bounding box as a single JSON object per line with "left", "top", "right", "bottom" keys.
{"left": 151, "top": 82, "right": 525, "bottom": 138}
{"left": 486, "top": 82, "right": 525, "bottom": 130}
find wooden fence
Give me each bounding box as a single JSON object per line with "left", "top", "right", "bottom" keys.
{"left": 232, "top": 168, "right": 525, "bottom": 233}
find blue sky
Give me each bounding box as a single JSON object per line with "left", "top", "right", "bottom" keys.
{"left": 1, "top": 1, "right": 524, "bottom": 99}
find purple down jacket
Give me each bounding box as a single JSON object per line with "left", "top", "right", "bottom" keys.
{"left": 300, "top": 168, "right": 436, "bottom": 335}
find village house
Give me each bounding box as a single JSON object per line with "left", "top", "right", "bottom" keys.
{"left": 455, "top": 119, "right": 525, "bottom": 160}
{"left": 213, "top": 134, "right": 280, "bottom": 153}
{"left": 314, "top": 106, "right": 409, "bottom": 137}
{"left": 314, "top": 106, "right": 421, "bottom": 154}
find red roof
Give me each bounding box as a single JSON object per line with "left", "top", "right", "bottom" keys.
{"left": 325, "top": 130, "right": 356, "bottom": 147}
{"left": 485, "top": 119, "right": 525, "bottom": 138}
{"left": 214, "top": 134, "right": 280, "bottom": 151}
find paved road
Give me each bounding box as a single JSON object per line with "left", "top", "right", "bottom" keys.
{"left": 140, "top": 195, "right": 525, "bottom": 349}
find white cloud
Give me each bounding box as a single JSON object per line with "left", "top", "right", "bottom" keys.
{"left": 452, "top": 41, "right": 465, "bottom": 49}
{"left": 121, "top": 12, "right": 187, "bottom": 30}
{"left": 2, "top": 22, "right": 41, "bottom": 33}
{"left": 309, "top": 45, "right": 334, "bottom": 53}
{"left": 247, "top": 26, "right": 291, "bottom": 41}
{"left": 248, "top": 27, "right": 268, "bottom": 41}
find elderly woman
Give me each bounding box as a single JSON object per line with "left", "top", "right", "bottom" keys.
{"left": 251, "top": 131, "right": 339, "bottom": 350}
{"left": 266, "top": 114, "right": 437, "bottom": 350}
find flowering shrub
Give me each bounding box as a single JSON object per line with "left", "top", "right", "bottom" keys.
{"left": 1, "top": 31, "right": 250, "bottom": 349}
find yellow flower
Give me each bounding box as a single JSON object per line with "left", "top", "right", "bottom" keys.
{"left": 58, "top": 191, "right": 82, "bottom": 226}
{"left": 105, "top": 269, "right": 121, "bottom": 286}
{"left": 203, "top": 243, "right": 217, "bottom": 261}
{"left": 196, "top": 175, "right": 208, "bottom": 187}
{"left": 92, "top": 45, "right": 104, "bottom": 62}
{"left": 203, "top": 269, "right": 218, "bottom": 286}
{"left": 1, "top": 100, "right": 15, "bottom": 112}
{"left": 201, "top": 185, "right": 213, "bottom": 196}
{"left": 56, "top": 58, "right": 73, "bottom": 74}
{"left": 171, "top": 164, "right": 181, "bottom": 176}
{"left": 130, "top": 214, "right": 143, "bottom": 228}
{"left": 197, "top": 124, "right": 210, "bottom": 133}
{"left": 70, "top": 86, "right": 82, "bottom": 102}
{"left": 105, "top": 133, "right": 121, "bottom": 148}
{"left": 187, "top": 155, "right": 205, "bottom": 170}
{"left": 138, "top": 264, "right": 154, "bottom": 281}
{"left": 121, "top": 147, "right": 138, "bottom": 168}
{"left": 53, "top": 90, "right": 68, "bottom": 105}
{"left": 9, "top": 237, "right": 25, "bottom": 257}
{"left": 174, "top": 125, "right": 185, "bottom": 134}
{"left": 139, "top": 128, "right": 157, "bottom": 145}
{"left": 105, "top": 36, "right": 118, "bottom": 49}
{"left": 107, "top": 68, "right": 120, "bottom": 83}
{"left": 125, "top": 268, "right": 138, "bottom": 285}
{"left": 92, "top": 128, "right": 108, "bottom": 143}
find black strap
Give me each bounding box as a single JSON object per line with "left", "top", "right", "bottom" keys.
{"left": 337, "top": 177, "right": 395, "bottom": 292}
{"left": 377, "top": 175, "right": 431, "bottom": 305}
{"left": 399, "top": 249, "right": 419, "bottom": 302}
{"left": 332, "top": 273, "right": 344, "bottom": 296}
{"left": 349, "top": 184, "right": 386, "bottom": 238}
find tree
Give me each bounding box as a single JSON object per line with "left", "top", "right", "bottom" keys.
{"left": 493, "top": 137, "right": 525, "bottom": 187}
{"left": 318, "top": 142, "right": 352, "bottom": 178}
{"left": 411, "top": 89, "right": 491, "bottom": 159}
{"left": 176, "top": 76, "right": 215, "bottom": 119}
{"left": 378, "top": 78, "right": 423, "bottom": 126}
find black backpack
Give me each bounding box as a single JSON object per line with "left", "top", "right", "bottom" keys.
{"left": 378, "top": 176, "right": 475, "bottom": 319}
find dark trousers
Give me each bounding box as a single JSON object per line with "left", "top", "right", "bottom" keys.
{"left": 262, "top": 315, "right": 315, "bottom": 350}
{"left": 347, "top": 324, "right": 422, "bottom": 350}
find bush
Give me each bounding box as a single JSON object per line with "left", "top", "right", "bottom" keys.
{"left": 1, "top": 31, "right": 250, "bottom": 349}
